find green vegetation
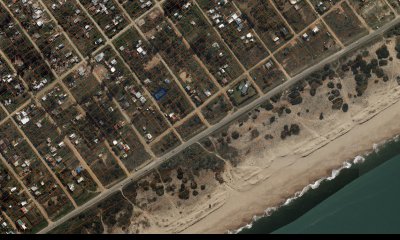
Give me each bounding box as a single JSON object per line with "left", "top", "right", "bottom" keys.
{"left": 280, "top": 124, "right": 301, "bottom": 140}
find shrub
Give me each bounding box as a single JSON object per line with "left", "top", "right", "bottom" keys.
{"left": 270, "top": 116, "right": 276, "bottom": 124}
{"left": 264, "top": 134, "right": 273, "bottom": 140}
{"left": 379, "top": 60, "right": 388, "bottom": 66}
{"left": 375, "top": 68, "right": 385, "bottom": 78}
{"left": 310, "top": 88, "right": 316, "bottom": 96}
{"left": 262, "top": 101, "right": 274, "bottom": 111}
{"left": 288, "top": 94, "right": 303, "bottom": 105}
{"left": 332, "top": 98, "right": 344, "bottom": 110}
{"left": 250, "top": 129, "right": 260, "bottom": 140}
{"left": 383, "top": 75, "right": 389, "bottom": 82}
{"left": 376, "top": 45, "right": 389, "bottom": 59}
{"left": 155, "top": 186, "right": 164, "bottom": 196}
{"left": 203, "top": 139, "right": 212, "bottom": 148}
{"left": 331, "top": 89, "right": 341, "bottom": 98}
{"left": 290, "top": 124, "right": 300, "bottom": 135}
{"left": 231, "top": 131, "right": 240, "bottom": 140}
{"left": 270, "top": 93, "right": 282, "bottom": 103}
{"left": 178, "top": 186, "right": 190, "bottom": 200}
{"left": 342, "top": 103, "right": 349, "bottom": 112}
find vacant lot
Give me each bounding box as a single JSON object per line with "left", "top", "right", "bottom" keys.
{"left": 201, "top": 94, "right": 233, "bottom": 125}
{"left": 151, "top": 131, "right": 181, "bottom": 157}
{"left": 64, "top": 113, "right": 127, "bottom": 187}
{"left": 276, "top": 22, "right": 341, "bottom": 76}
{"left": 324, "top": 2, "right": 369, "bottom": 46}
{"left": 250, "top": 58, "right": 287, "bottom": 93}
{"left": 349, "top": 0, "right": 395, "bottom": 29}
{"left": 176, "top": 114, "right": 207, "bottom": 141}
{"left": 82, "top": 92, "right": 151, "bottom": 171}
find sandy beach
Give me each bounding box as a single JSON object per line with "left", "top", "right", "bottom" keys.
{"left": 183, "top": 97, "right": 400, "bottom": 233}
{"left": 177, "top": 39, "right": 400, "bottom": 234}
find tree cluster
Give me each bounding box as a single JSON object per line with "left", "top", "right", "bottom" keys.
{"left": 280, "top": 124, "right": 300, "bottom": 140}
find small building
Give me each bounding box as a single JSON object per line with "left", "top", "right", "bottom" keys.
{"left": 77, "top": 177, "right": 84, "bottom": 184}
{"left": 21, "top": 207, "right": 29, "bottom": 214}
{"left": 302, "top": 33, "right": 310, "bottom": 41}
{"left": 67, "top": 183, "right": 75, "bottom": 192}
{"left": 312, "top": 26, "right": 320, "bottom": 35}
{"left": 241, "top": 81, "right": 251, "bottom": 96}
{"left": 145, "top": 133, "right": 153, "bottom": 141}
{"left": 265, "top": 60, "right": 274, "bottom": 69}
{"left": 95, "top": 52, "right": 105, "bottom": 62}
{"left": 16, "top": 220, "right": 27, "bottom": 231}
{"left": 280, "top": 27, "right": 289, "bottom": 35}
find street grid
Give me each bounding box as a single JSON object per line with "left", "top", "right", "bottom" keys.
{"left": 0, "top": 0, "right": 398, "bottom": 234}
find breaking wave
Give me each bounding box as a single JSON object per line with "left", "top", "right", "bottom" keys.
{"left": 227, "top": 161, "right": 353, "bottom": 234}
{"left": 228, "top": 138, "right": 394, "bottom": 234}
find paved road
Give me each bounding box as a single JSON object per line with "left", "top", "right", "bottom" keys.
{"left": 39, "top": 16, "right": 400, "bottom": 234}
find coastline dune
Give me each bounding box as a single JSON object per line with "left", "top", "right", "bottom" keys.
{"left": 183, "top": 87, "right": 400, "bottom": 234}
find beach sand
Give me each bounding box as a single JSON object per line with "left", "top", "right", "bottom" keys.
{"left": 182, "top": 89, "right": 400, "bottom": 233}
{"left": 173, "top": 40, "right": 400, "bottom": 234}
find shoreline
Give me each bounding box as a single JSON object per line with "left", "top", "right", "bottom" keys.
{"left": 231, "top": 135, "right": 398, "bottom": 234}
{"left": 181, "top": 89, "right": 400, "bottom": 234}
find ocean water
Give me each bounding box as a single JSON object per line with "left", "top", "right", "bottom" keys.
{"left": 238, "top": 136, "right": 400, "bottom": 234}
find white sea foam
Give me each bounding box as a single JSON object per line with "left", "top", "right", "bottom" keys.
{"left": 229, "top": 138, "right": 398, "bottom": 234}
{"left": 373, "top": 143, "right": 380, "bottom": 153}
{"left": 353, "top": 155, "right": 366, "bottom": 164}
{"left": 228, "top": 161, "right": 353, "bottom": 234}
